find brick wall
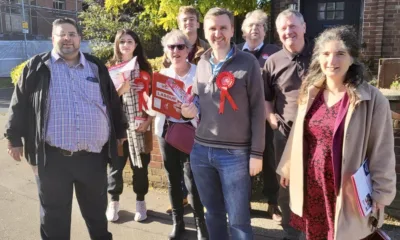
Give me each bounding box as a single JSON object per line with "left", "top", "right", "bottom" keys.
{"left": 147, "top": 133, "right": 169, "bottom": 188}
{"left": 361, "top": 0, "right": 400, "bottom": 71}
{"left": 65, "top": 0, "right": 82, "bottom": 11}
{"left": 381, "top": 1, "right": 400, "bottom": 59}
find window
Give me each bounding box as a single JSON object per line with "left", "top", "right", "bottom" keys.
{"left": 53, "top": 0, "right": 65, "bottom": 10}
{"left": 318, "top": 2, "right": 345, "bottom": 20}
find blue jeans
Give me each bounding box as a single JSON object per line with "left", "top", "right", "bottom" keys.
{"left": 190, "top": 143, "right": 253, "bottom": 240}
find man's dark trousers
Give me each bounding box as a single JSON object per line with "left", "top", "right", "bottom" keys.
{"left": 36, "top": 144, "right": 112, "bottom": 240}
{"left": 262, "top": 122, "right": 279, "bottom": 205}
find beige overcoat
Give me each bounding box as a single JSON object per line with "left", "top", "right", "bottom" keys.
{"left": 277, "top": 81, "right": 397, "bottom": 239}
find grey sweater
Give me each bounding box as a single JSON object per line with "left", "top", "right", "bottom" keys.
{"left": 192, "top": 44, "right": 266, "bottom": 159}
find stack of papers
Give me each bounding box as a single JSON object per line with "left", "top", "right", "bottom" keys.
{"left": 351, "top": 159, "right": 373, "bottom": 217}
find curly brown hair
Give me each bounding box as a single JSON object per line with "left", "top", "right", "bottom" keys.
{"left": 298, "top": 26, "right": 368, "bottom": 105}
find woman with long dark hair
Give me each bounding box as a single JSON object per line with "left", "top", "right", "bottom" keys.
{"left": 105, "top": 29, "right": 153, "bottom": 223}
{"left": 277, "top": 26, "right": 396, "bottom": 239}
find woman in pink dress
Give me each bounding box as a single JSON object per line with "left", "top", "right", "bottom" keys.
{"left": 277, "top": 26, "right": 396, "bottom": 239}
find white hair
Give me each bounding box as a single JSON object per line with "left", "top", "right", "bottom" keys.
{"left": 161, "top": 29, "right": 193, "bottom": 53}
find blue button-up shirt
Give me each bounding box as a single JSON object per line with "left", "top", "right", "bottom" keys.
{"left": 209, "top": 47, "right": 234, "bottom": 77}
{"left": 45, "top": 51, "right": 110, "bottom": 152}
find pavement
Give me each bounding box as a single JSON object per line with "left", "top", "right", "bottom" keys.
{"left": 0, "top": 87, "right": 286, "bottom": 239}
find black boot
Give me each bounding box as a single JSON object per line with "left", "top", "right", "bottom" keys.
{"left": 168, "top": 220, "right": 185, "bottom": 239}
{"left": 195, "top": 218, "right": 209, "bottom": 240}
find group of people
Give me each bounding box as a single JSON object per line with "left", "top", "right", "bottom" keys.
{"left": 5, "top": 4, "right": 397, "bottom": 240}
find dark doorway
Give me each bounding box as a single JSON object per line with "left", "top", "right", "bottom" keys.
{"left": 301, "top": 0, "right": 362, "bottom": 40}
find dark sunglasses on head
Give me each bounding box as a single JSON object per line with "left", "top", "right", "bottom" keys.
{"left": 167, "top": 44, "right": 186, "bottom": 50}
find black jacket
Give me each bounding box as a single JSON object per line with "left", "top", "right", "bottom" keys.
{"left": 5, "top": 52, "right": 128, "bottom": 166}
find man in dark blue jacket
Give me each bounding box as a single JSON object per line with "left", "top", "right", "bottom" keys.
{"left": 237, "top": 9, "right": 282, "bottom": 222}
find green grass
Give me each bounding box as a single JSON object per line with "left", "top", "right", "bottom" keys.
{"left": 0, "top": 78, "right": 14, "bottom": 89}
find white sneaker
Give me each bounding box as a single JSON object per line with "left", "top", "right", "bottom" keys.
{"left": 134, "top": 200, "right": 147, "bottom": 222}
{"left": 106, "top": 201, "right": 120, "bottom": 222}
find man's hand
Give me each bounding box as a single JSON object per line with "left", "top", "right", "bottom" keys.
{"left": 265, "top": 101, "right": 278, "bottom": 130}
{"left": 249, "top": 158, "right": 262, "bottom": 176}
{"left": 181, "top": 102, "right": 197, "bottom": 118}
{"left": 7, "top": 141, "right": 23, "bottom": 161}
{"left": 280, "top": 177, "right": 290, "bottom": 188}
{"left": 269, "top": 116, "right": 279, "bottom": 130}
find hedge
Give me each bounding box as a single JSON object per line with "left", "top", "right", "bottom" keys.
{"left": 10, "top": 56, "right": 164, "bottom": 86}
{"left": 10, "top": 61, "right": 28, "bottom": 85}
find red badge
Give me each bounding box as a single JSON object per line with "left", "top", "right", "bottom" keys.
{"left": 134, "top": 71, "right": 150, "bottom": 111}
{"left": 216, "top": 72, "right": 238, "bottom": 114}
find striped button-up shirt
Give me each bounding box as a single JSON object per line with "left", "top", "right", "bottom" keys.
{"left": 45, "top": 51, "right": 110, "bottom": 153}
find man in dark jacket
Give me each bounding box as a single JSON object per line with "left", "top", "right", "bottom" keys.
{"left": 264, "top": 9, "right": 312, "bottom": 240}
{"left": 237, "top": 9, "right": 282, "bottom": 222}
{"left": 237, "top": 10, "right": 281, "bottom": 67}
{"left": 5, "top": 18, "right": 127, "bottom": 240}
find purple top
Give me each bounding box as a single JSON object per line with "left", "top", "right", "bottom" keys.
{"left": 45, "top": 51, "right": 110, "bottom": 152}
{"left": 331, "top": 92, "right": 350, "bottom": 195}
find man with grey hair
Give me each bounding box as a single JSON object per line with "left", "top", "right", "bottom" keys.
{"left": 5, "top": 18, "right": 127, "bottom": 239}
{"left": 182, "top": 7, "right": 265, "bottom": 240}
{"left": 263, "top": 9, "right": 313, "bottom": 239}
{"left": 237, "top": 9, "right": 282, "bottom": 223}
{"left": 238, "top": 9, "right": 281, "bottom": 66}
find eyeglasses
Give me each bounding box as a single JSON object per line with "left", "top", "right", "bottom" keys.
{"left": 54, "top": 33, "right": 79, "bottom": 38}
{"left": 249, "top": 23, "right": 264, "bottom": 29}
{"left": 167, "top": 44, "right": 186, "bottom": 50}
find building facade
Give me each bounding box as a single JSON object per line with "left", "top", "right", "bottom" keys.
{"left": 0, "top": 0, "right": 82, "bottom": 40}
{"left": 271, "top": 0, "right": 400, "bottom": 72}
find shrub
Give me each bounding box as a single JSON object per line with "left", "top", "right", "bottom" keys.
{"left": 10, "top": 60, "right": 28, "bottom": 85}
{"left": 10, "top": 52, "right": 164, "bottom": 86}
{"left": 390, "top": 79, "right": 400, "bottom": 91}
{"left": 90, "top": 41, "right": 114, "bottom": 64}
{"left": 148, "top": 56, "right": 164, "bottom": 72}
{"left": 368, "top": 77, "right": 378, "bottom": 87}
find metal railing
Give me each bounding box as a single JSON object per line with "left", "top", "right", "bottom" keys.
{"left": 0, "top": 40, "right": 91, "bottom": 77}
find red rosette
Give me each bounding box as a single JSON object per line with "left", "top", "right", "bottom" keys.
{"left": 134, "top": 71, "right": 150, "bottom": 111}
{"left": 187, "top": 86, "right": 192, "bottom": 95}
{"left": 139, "top": 71, "right": 151, "bottom": 82}
{"left": 216, "top": 72, "right": 238, "bottom": 114}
